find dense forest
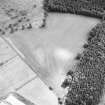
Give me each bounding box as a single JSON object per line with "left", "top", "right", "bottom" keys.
{"left": 61, "top": 22, "right": 105, "bottom": 105}
{"left": 45, "top": 0, "right": 105, "bottom": 19}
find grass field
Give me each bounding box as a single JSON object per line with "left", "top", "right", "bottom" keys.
{"left": 5, "top": 13, "right": 100, "bottom": 98}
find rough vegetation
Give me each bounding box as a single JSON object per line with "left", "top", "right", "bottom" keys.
{"left": 45, "top": 0, "right": 105, "bottom": 19}
{"left": 61, "top": 22, "right": 105, "bottom": 105}
{"left": 0, "top": 8, "right": 33, "bottom": 35}
{"left": 0, "top": 0, "right": 47, "bottom": 35}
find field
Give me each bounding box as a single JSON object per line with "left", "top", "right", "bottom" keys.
{"left": 4, "top": 13, "right": 100, "bottom": 98}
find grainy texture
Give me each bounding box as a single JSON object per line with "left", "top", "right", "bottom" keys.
{"left": 45, "top": 0, "right": 105, "bottom": 19}
{"left": 0, "top": 0, "right": 47, "bottom": 35}
{"left": 62, "top": 22, "right": 105, "bottom": 105}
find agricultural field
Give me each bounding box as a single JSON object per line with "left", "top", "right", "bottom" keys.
{"left": 1, "top": 0, "right": 105, "bottom": 105}
{"left": 5, "top": 13, "right": 100, "bottom": 98}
